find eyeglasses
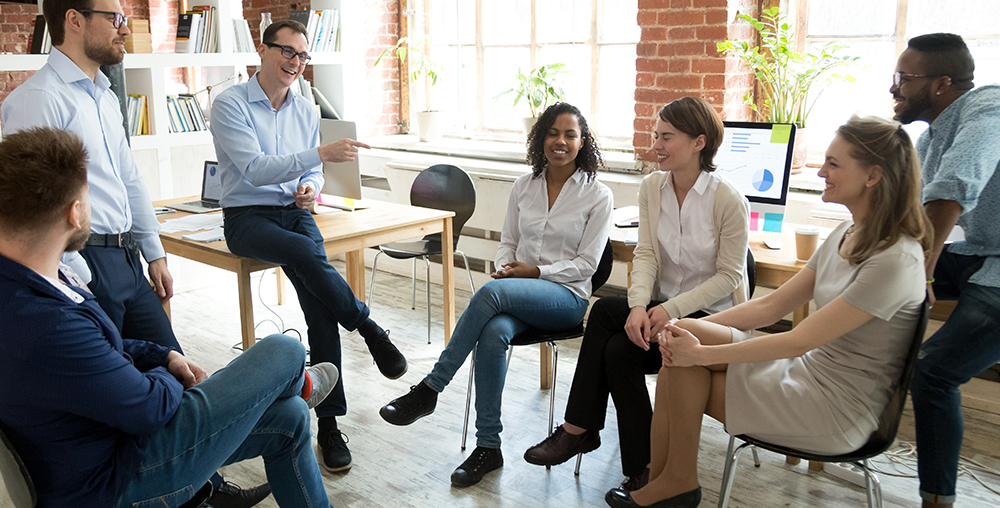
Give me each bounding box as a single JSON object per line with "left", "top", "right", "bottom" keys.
{"left": 264, "top": 42, "right": 312, "bottom": 64}
{"left": 893, "top": 71, "right": 941, "bottom": 88}
{"left": 77, "top": 9, "right": 128, "bottom": 30}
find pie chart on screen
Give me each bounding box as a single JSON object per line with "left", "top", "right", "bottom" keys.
{"left": 752, "top": 169, "right": 774, "bottom": 192}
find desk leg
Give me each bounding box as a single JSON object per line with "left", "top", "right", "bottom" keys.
{"left": 441, "top": 218, "right": 455, "bottom": 345}
{"left": 345, "top": 250, "right": 366, "bottom": 303}
{"left": 275, "top": 267, "right": 286, "bottom": 305}
{"left": 237, "top": 263, "right": 256, "bottom": 351}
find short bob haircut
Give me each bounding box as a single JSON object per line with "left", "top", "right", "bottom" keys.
{"left": 657, "top": 97, "right": 725, "bottom": 172}
{"left": 525, "top": 102, "right": 604, "bottom": 182}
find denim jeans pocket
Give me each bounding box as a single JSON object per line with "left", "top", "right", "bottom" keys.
{"left": 129, "top": 484, "right": 196, "bottom": 508}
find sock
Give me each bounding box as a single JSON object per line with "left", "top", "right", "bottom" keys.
{"left": 357, "top": 318, "right": 385, "bottom": 341}
{"left": 318, "top": 416, "right": 338, "bottom": 436}
{"left": 300, "top": 369, "right": 313, "bottom": 401}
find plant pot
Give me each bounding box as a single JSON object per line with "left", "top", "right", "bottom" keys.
{"left": 522, "top": 116, "right": 538, "bottom": 135}
{"left": 416, "top": 110, "right": 443, "bottom": 142}
{"left": 791, "top": 127, "right": 807, "bottom": 173}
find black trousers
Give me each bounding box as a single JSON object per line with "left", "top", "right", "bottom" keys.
{"left": 563, "top": 296, "right": 706, "bottom": 476}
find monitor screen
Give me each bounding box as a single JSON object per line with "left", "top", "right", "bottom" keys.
{"left": 715, "top": 122, "right": 796, "bottom": 206}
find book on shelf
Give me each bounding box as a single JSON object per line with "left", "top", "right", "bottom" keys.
{"left": 175, "top": 12, "right": 201, "bottom": 53}
{"left": 231, "top": 19, "right": 255, "bottom": 53}
{"left": 299, "top": 9, "right": 339, "bottom": 53}
{"left": 30, "top": 15, "right": 48, "bottom": 54}
{"left": 312, "top": 87, "right": 340, "bottom": 120}
{"left": 126, "top": 94, "right": 149, "bottom": 136}
{"left": 165, "top": 95, "right": 209, "bottom": 133}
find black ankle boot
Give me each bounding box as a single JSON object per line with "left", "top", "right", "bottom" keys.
{"left": 379, "top": 381, "right": 437, "bottom": 425}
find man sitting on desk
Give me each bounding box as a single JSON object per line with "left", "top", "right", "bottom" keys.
{"left": 210, "top": 19, "right": 406, "bottom": 473}
{"left": 0, "top": 126, "right": 340, "bottom": 508}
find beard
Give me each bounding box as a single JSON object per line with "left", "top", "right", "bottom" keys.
{"left": 84, "top": 32, "right": 125, "bottom": 66}
{"left": 893, "top": 83, "right": 934, "bottom": 124}
{"left": 66, "top": 222, "right": 91, "bottom": 252}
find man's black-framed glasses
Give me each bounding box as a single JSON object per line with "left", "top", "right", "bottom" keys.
{"left": 264, "top": 42, "right": 312, "bottom": 64}
{"left": 893, "top": 71, "right": 942, "bottom": 88}
{"left": 78, "top": 9, "right": 128, "bottom": 29}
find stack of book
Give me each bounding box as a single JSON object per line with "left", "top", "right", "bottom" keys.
{"left": 175, "top": 5, "right": 220, "bottom": 53}
{"left": 29, "top": 15, "right": 52, "bottom": 54}
{"left": 125, "top": 19, "right": 152, "bottom": 53}
{"left": 290, "top": 9, "right": 341, "bottom": 53}
{"left": 166, "top": 95, "right": 209, "bottom": 133}
{"left": 232, "top": 19, "right": 256, "bottom": 53}
{"left": 126, "top": 94, "right": 150, "bottom": 136}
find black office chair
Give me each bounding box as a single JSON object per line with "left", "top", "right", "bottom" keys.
{"left": 460, "top": 239, "right": 615, "bottom": 451}
{"left": 717, "top": 297, "right": 931, "bottom": 508}
{"left": 368, "top": 164, "right": 478, "bottom": 344}
{"left": 1, "top": 425, "right": 36, "bottom": 508}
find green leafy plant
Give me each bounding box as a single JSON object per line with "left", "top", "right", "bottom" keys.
{"left": 496, "top": 63, "right": 567, "bottom": 118}
{"left": 374, "top": 37, "right": 441, "bottom": 87}
{"left": 717, "top": 7, "right": 859, "bottom": 128}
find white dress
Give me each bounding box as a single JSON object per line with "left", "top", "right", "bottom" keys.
{"left": 725, "top": 221, "right": 926, "bottom": 454}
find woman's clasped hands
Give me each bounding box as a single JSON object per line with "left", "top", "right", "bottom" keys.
{"left": 658, "top": 321, "right": 702, "bottom": 368}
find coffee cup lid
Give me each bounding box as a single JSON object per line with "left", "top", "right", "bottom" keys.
{"left": 794, "top": 225, "right": 820, "bottom": 235}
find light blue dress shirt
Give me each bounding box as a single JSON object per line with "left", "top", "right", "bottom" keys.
{"left": 209, "top": 73, "right": 324, "bottom": 207}
{"left": 919, "top": 83, "right": 1000, "bottom": 288}
{"left": 1, "top": 48, "right": 166, "bottom": 282}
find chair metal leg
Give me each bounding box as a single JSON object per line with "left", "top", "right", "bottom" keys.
{"left": 456, "top": 250, "right": 477, "bottom": 293}
{"left": 718, "top": 438, "right": 753, "bottom": 508}
{"left": 861, "top": 459, "right": 882, "bottom": 508}
{"left": 411, "top": 258, "right": 416, "bottom": 309}
{"left": 548, "top": 342, "right": 558, "bottom": 434}
{"left": 751, "top": 447, "right": 760, "bottom": 467}
{"left": 574, "top": 453, "right": 583, "bottom": 476}
{"left": 461, "top": 347, "right": 476, "bottom": 451}
{"left": 424, "top": 256, "right": 431, "bottom": 344}
{"left": 367, "top": 251, "right": 384, "bottom": 306}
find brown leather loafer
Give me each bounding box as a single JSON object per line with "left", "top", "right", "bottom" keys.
{"left": 523, "top": 426, "right": 600, "bottom": 466}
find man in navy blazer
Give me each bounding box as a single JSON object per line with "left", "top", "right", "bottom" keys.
{"left": 0, "top": 127, "right": 339, "bottom": 508}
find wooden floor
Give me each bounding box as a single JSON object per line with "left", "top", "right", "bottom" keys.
{"left": 5, "top": 258, "right": 999, "bottom": 508}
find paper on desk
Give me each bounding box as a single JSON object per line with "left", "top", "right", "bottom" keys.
{"left": 181, "top": 226, "right": 225, "bottom": 242}
{"left": 161, "top": 214, "right": 224, "bottom": 233}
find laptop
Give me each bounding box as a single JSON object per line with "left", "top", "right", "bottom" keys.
{"left": 319, "top": 119, "right": 363, "bottom": 202}
{"left": 168, "top": 161, "right": 223, "bottom": 213}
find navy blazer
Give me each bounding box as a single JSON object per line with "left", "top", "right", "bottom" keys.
{"left": 0, "top": 254, "right": 183, "bottom": 508}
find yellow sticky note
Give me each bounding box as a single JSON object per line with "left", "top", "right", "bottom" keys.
{"left": 771, "top": 124, "right": 792, "bottom": 143}
{"left": 343, "top": 198, "right": 354, "bottom": 207}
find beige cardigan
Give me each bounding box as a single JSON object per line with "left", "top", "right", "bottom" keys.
{"left": 627, "top": 170, "right": 751, "bottom": 318}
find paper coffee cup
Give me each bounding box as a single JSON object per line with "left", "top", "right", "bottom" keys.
{"left": 794, "top": 225, "right": 820, "bottom": 262}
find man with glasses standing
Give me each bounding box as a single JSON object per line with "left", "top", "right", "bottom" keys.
{"left": 890, "top": 33, "right": 1000, "bottom": 508}
{"left": 1, "top": 1, "right": 271, "bottom": 506}
{"left": 210, "top": 20, "right": 407, "bottom": 473}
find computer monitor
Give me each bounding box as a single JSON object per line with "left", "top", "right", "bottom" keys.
{"left": 717, "top": 121, "right": 796, "bottom": 232}
{"left": 318, "top": 119, "right": 363, "bottom": 200}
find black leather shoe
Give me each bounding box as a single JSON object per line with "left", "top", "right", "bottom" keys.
{"left": 619, "top": 468, "right": 650, "bottom": 491}
{"left": 604, "top": 487, "right": 701, "bottom": 508}
{"left": 380, "top": 381, "right": 438, "bottom": 425}
{"left": 207, "top": 481, "right": 272, "bottom": 508}
{"left": 318, "top": 427, "right": 353, "bottom": 472}
{"left": 365, "top": 330, "right": 407, "bottom": 379}
{"left": 523, "top": 426, "right": 600, "bottom": 466}
{"left": 451, "top": 447, "right": 503, "bottom": 488}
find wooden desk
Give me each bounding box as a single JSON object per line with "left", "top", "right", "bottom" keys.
{"left": 155, "top": 198, "right": 456, "bottom": 351}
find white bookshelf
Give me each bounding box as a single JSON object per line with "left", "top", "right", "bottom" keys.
{"left": 0, "top": 0, "right": 360, "bottom": 200}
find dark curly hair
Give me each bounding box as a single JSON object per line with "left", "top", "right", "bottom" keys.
{"left": 525, "top": 102, "right": 604, "bottom": 182}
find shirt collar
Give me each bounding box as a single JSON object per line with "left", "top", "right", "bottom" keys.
{"left": 660, "top": 170, "right": 711, "bottom": 195}
{"left": 248, "top": 72, "right": 299, "bottom": 110}
{"left": 48, "top": 47, "right": 111, "bottom": 92}
{"left": 0, "top": 253, "right": 88, "bottom": 305}
{"left": 541, "top": 167, "right": 587, "bottom": 184}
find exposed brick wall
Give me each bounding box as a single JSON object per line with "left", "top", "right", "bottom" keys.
{"left": 364, "top": 0, "right": 400, "bottom": 137}
{"left": 1, "top": 4, "right": 38, "bottom": 56}
{"left": 632, "top": 0, "right": 758, "bottom": 165}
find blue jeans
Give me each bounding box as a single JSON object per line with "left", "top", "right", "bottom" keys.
{"left": 911, "top": 251, "right": 1000, "bottom": 503}
{"left": 423, "top": 278, "right": 588, "bottom": 448}
{"left": 224, "top": 206, "right": 369, "bottom": 418}
{"left": 117, "top": 335, "right": 332, "bottom": 508}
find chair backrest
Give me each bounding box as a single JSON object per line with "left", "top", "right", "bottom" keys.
{"left": 0, "top": 425, "right": 36, "bottom": 508}
{"left": 591, "top": 239, "right": 615, "bottom": 294}
{"left": 746, "top": 248, "right": 756, "bottom": 299}
{"left": 855, "top": 296, "right": 931, "bottom": 457}
{"left": 409, "top": 164, "right": 477, "bottom": 249}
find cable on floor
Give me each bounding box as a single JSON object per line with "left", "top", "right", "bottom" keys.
{"left": 864, "top": 441, "right": 1000, "bottom": 498}
{"left": 231, "top": 268, "right": 302, "bottom": 352}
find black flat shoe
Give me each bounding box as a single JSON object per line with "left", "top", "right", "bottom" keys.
{"left": 604, "top": 487, "right": 701, "bottom": 508}
{"left": 451, "top": 447, "right": 503, "bottom": 488}
{"left": 208, "top": 481, "right": 272, "bottom": 508}
{"left": 380, "top": 381, "right": 438, "bottom": 425}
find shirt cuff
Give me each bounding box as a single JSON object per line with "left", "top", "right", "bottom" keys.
{"left": 138, "top": 235, "right": 166, "bottom": 263}
{"left": 537, "top": 264, "right": 554, "bottom": 279}
{"left": 923, "top": 180, "right": 976, "bottom": 211}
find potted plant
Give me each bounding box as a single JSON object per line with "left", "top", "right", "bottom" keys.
{"left": 497, "top": 63, "right": 567, "bottom": 134}
{"left": 374, "top": 37, "right": 444, "bottom": 142}
{"left": 718, "top": 7, "right": 858, "bottom": 169}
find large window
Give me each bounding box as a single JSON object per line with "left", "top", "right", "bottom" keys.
{"left": 794, "top": 0, "right": 1000, "bottom": 153}
{"left": 411, "top": 0, "right": 639, "bottom": 142}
